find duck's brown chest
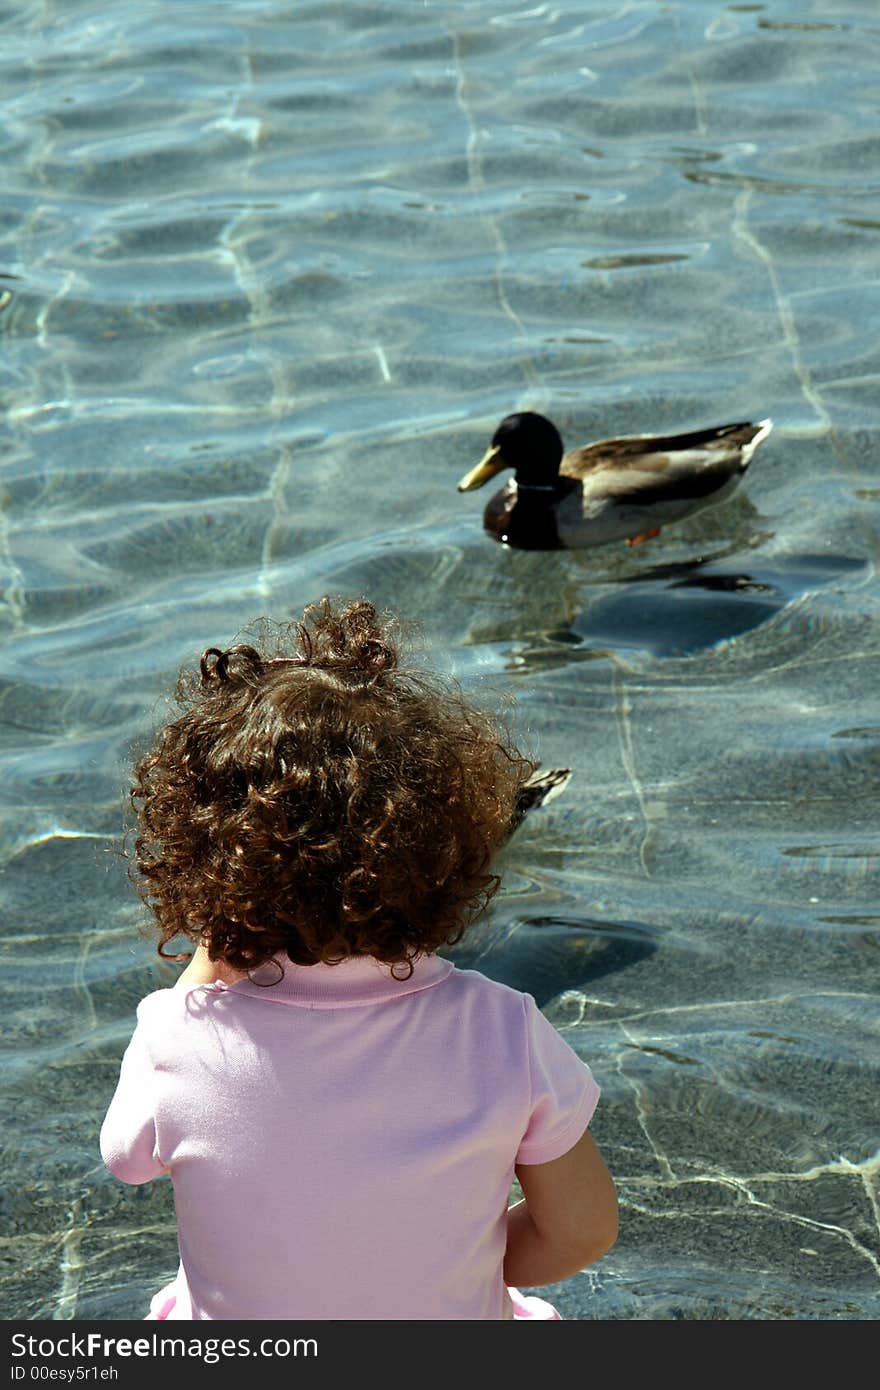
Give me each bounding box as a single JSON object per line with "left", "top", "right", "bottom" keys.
{"left": 483, "top": 482, "right": 563, "bottom": 550}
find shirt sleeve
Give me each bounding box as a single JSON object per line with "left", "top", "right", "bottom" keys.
{"left": 99, "top": 997, "right": 168, "bottom": 1185}
{"left": 516, "top": 993, "right": 600, "bottom": 1166}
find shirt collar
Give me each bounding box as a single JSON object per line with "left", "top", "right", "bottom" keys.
{"left": 220, "top": 952, "right": 454, "bottom": 1009}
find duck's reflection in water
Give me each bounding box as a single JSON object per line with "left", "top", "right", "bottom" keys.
{"left": 448, "top": 916, "right": 657, "bottom": 1009}
{"left": 509, "top": 550, "right": 869, "bottom": 667}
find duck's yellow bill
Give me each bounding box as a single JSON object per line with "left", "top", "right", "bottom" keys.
{"left": 456, "top": 445, "right": 505, "bottom": 492}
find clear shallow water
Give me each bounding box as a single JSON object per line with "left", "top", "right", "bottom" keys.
{"left": 1, "top": 0, "right": 879, "bottom": 1321}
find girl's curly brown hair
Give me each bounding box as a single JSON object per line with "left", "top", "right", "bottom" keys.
{"left": 130, "top": 597, "right": 536, "bottom": 976}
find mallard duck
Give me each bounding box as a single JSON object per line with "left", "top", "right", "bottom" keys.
{"left": 457, "top": 412, "right": 773, "bottom": 550}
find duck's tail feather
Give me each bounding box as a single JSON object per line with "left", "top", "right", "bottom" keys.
{"left": 739, "top": 418, "right": 773, "bottom": 467}
{"left": 509, "top": 766, "right": 572, "bottom": 834}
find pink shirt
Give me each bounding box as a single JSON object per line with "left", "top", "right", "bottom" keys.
{"left": 100, "top": 953, "right": 599, "bottom": 1320}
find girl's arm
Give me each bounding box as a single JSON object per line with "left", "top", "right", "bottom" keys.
{"left": 503, "top": 1127, "right": 618, "bottom": 1287}
{"left": 100, "top": 1013, "right": 165, "bottom": 1184}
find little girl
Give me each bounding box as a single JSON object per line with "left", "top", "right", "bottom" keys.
{"left": 100, "top": 597, "right": 617, "bottom": 1321}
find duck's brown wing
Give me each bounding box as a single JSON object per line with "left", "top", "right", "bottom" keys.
{"left": 561, "top": 421, "right": 769, "bottom": 481}
{"left": 560, "top": 421, "right": 770, "bottom": 507}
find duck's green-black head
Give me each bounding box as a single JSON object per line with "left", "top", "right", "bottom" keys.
{"left": 457, "top": 412, "right": 564, "bottom": 492}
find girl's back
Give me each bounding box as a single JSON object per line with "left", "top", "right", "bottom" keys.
{"left": 102, "top": 955, "right": 597, "bottom": 1319}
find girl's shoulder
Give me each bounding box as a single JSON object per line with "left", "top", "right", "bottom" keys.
{"left": 133, "top": 980, "right": 227, "bottom": 1024}
{"left": 444, "top": 964, "right": 541, "bottom": 1022}
{"left": 445, "top": 966, "right": 582, "bottom": 1053}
